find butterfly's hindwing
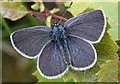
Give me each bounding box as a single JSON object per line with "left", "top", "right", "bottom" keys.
{"left": 67, "top": 35, "right": 97, "bottom": 70}
{"left": 37, "top": 40, "right": 68, "bottom": 79}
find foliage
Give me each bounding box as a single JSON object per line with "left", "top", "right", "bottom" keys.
{"left": 65, "top": 2, "right": 119, "bottom": 40}
{"left": 46, "top": 8, "right": 60, "bottom": 27}
{"left": 32, "top": 70, "right": 64, "bottom": 82}
{"left": 0, "top": 2, "right": 28, "bottom": 21}
{"left": 96, "top": 60, "right": 118, "bottom": 82}
{"left": 1, "top": 1, "right": 119, "bottom": 82}
{"left": 33, "top": 7, "right": 119, "bottom": 82}
{"left": 31, "top": 0, "right": 45, "bottom": 12}
{"left": 31, "top": 4, "right": 40, "bottom": 10}
{"left": 62, "top": 19, "right": 119, "bottom": 82}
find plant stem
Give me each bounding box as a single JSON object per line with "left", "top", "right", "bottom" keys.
{"left": 28, "top": 10, "right": 47, "bottom": 18}
{"left": 44, "top": 8, "right": 68, "bottom": 22}
{"left": 28, "top": 10, "right": 68, "bottom": 22}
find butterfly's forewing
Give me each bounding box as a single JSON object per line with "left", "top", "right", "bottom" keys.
{"left": 67, "top": 35, "right": 97, "bottom": 70}
{"left": 37, "top": 40, "right": 68, "bottom": 79}
{"left": 10, "top": 26, "right": 52, "bottom": 59}
{"left": 64, "top": 10, "right": 106, "bottom": 43}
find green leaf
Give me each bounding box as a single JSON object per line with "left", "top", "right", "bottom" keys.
{"left": 39, "top": 2, "right": 45, "bottom": 12}
{"left": 46, "top": 16, "right": 52, "bottom": 27}
{"left": 96, "top": 60, "right": 118, "bottom": 82}
{"left": 32, "top": 70, "right": 64, "bottom": 82}
{"left": 46, "top": 8, "right": 59, "bottom": 27}
{"left": 0, "top": 13, "right": 12, "bottom": 34}
{"left": 0, "top": 2, "right": 28, "bottom": 21}
{"left": 31, "top": 4, "right": 40, "bottom": 10}
{"left": 31, "top": 0, "right": 45, "bottom": 12}
{"left": 65, "top": 2, "right": 119, "bottom": 40}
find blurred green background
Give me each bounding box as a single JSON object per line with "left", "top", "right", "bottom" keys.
{"left": 0, "top": 1, "right": 119, "bottom": 82}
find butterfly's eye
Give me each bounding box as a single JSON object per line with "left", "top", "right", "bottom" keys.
{"left": 55, "top": 21, "right": 57, "bottom": 24}
{"left": 54, "top": 21, "right": 58, "bottom": 25}
{"left": 54, "top": 21, "right": 60, "bottom": 27}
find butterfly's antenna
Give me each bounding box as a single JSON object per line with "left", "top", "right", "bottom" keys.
{"left": 32, "top": 14, "right": 55, "bottom": 26}
{"left": 57, "top": 2, "right": 73, "bottom": 25}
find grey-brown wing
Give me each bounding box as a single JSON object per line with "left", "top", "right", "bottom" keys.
{"left": 64, "top": 10, "right": 106, "bottom": 43}
{"left": 10, "top": 26, "right": 52, "bottom": 59}
{"left": 67, "top": 35, "right": 97, "bottom": 71}
{"left": 37, "top": 41, "right": 68, "bottom": 79}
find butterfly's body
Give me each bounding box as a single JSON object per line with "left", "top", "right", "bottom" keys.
{"left": 52, "top": 24, "right": 70, "bottom": 65}
{"left": 52, "top": 24, "right": 67, "bottom": 44}
{"left": 10, "top": 9, "right": 106, "bottom": 79}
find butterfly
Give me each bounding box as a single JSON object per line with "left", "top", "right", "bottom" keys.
{"left": 10, "top": 9, "right": 106, "bottom": 79}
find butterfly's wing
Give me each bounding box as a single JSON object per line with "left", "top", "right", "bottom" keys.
{"left": 10, "top": 26, "right": 52, "bottom": 59}
{"left": 67, "top": 35, "right": 97, "bottom": 70}
{"left": 37, "top": 40, "right": 68, "bottom": 79}
{"left": 64, "top": 10, "right": 106, "bottom": 43}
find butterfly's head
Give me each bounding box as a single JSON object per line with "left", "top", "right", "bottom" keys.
{"left": 54, "top": 21, "right": 59, "bottom": 28}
